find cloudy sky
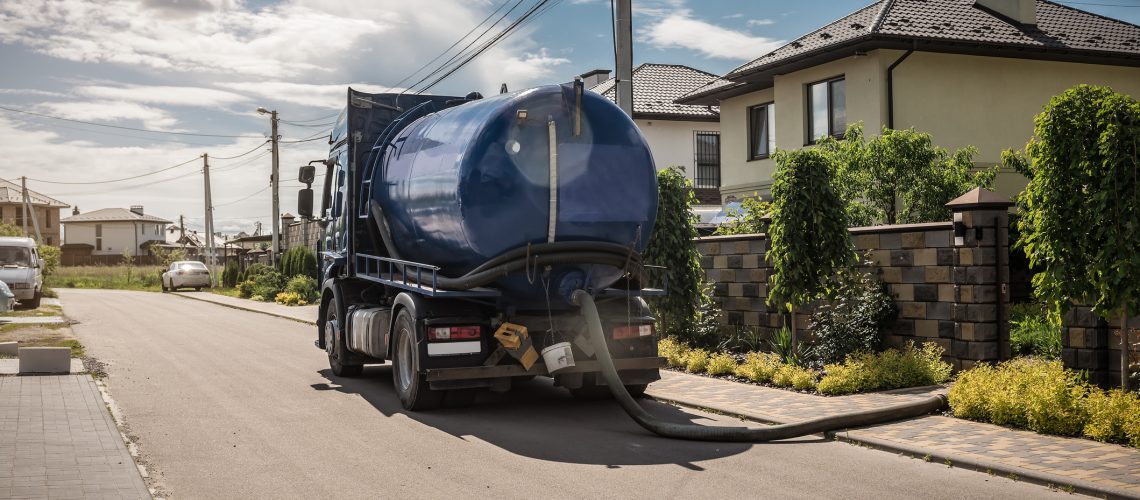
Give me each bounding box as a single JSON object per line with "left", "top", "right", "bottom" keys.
{"left": 1, "top": 0, "right": 1136, "bottom": 235}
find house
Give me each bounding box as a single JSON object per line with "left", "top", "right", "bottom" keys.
{"left": 60, "top": 206, "right": 171, "bottom": 264}
{"left": 586, "top": 64, "right": 723, "bottom": 204}
{"left": 0, "top": 179, "right": 69, "bottom": 245}
{"left": 676, "top": 0, "right": 1140, "bottom": 202}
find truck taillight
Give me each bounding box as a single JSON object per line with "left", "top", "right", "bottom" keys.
{"left": 428, "top": 326, "right": 481, "bottom": 341}
{"left": 613, "top": 324, "right": 654, "bottom": 340}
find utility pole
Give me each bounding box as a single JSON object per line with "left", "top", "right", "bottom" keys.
{"left": 614, "top": 0, "right": 634, "bottom": 118}
{"left": 179, "top": 215, "right": 186, "bottom": 244}
{"left": 20, "top": 177, "right": 42, "bottom": 241}
{"left": 259, "top": 107, "right": 281, "bottom": 268}
{"left": 202, "top": 154, "right": 217, "bottom": 286}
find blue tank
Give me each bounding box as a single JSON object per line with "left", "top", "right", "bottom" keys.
{"left": 368, "top": 84, "right": 657, "bottom": 301}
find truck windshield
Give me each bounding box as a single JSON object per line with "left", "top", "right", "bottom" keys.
{"left": 0, "top": 247, "right": 31, "bottom": 268}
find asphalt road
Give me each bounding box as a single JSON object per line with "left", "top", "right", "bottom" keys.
{"left": 60, "top": 289, "right": 1061, "bottom": 499}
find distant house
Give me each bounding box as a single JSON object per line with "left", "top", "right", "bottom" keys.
{"left": 585, "top": 64, "right": 723, "bottom": 204}
{"left": 677, "top": 0, "right": 1140, "bottom": 202}
{"left": 60, "top": 206, "right": 171, "bottom": 264}
{"left": 0, "top": 179, "right": 69, "bottom": 245}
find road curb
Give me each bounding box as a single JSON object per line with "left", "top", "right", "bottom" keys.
{"left": 169, "top": 293, "right": 317, "bottom": 326}
{"left": 649, "top": 393, "right": 1137, "bottom": 500}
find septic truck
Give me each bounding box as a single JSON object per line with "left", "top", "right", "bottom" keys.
{"left": 296, "top": 83, "right": 665, "bottom": 410}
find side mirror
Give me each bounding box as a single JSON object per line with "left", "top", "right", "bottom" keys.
{"left": 298, "top": 165, "right": 316, "bottom": 184}
{"left": 298, "top": 188, "right": 314, "bottom": 218}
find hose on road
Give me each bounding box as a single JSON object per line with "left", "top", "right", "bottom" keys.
{"left": 571, "top": 289, "right": 948, "bottom": 442}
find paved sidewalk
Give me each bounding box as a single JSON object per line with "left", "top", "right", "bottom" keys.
{"left": 647, "top": 370, "right": 1140, "bottom": 499}
{"left": 171, "top": 291, "right": 317, "bottom": 324}
{"left": 0, "top": 317, "right": 67, "bottom": 325}
{"left": 0, "top": 375, "right": 149, "bottom": 499}
{"left": 0, "top": 359, "right": 85, "bottom": 376}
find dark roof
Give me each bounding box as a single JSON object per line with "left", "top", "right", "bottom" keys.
{"left": 679, "top": 0, "right": 1140, "bottom": 104}
{"left": 61, "top": 208, "right": 172, "bottom": 224}
{"left": 591, "top": 63, "right": 720, "bottom": 121}
{"left": 945, "top": 187, "right": 1014, "bottom": 209}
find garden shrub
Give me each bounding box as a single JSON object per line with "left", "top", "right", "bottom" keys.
{"left": 1082, "top": 389, "right": 1140, "bottom": 445}
{"left": 285, "top": 275, "right": 318, "bottom": 303}
{"left": 281, "top": 247, "right": 318, "bottom": 280}
{"left": 733, "top": 352, "right": 782, "bottom": 384}
{"left": 643, "top": 167, "right": 704, "bottom": 341}
{"left": 810, "top": 264, "right": 897, "bottom": 365}
{"left": 274, "top": 291, "right": 307, "bottom": 306}
{"left": 236, "top": 280, "right": 255, "bottom": 298}
{"left": 773, "top": 364, "right": 817, "bottom": 391}
{"left": 949, "top": 358, "right": 1088, "bottom": 436}
{"left": 1008, "top": 302, "right": 1062, "bottom": 359}
{"left": 706, "top": 352, "right": 737, "bottom": 376}
{"left": 768, "top": 327, "right": 814, "bottom": 368}
{"left": 685, "top": 348, "right": 710, "bottom": 373}
{"left": 238, "top": 271, "right": 286, "bottom": 301}
{"left": 818, "top": 342, "right": 952, "bottom": 395}
{"left": 242, "top": 263, "right": 273, "bottom": 282}
{"left": 222, "top": 262, "right": 240, "bottom": 288}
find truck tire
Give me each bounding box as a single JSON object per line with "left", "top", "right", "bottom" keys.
{"left": 24, "top": 291, "right": 41, "bottom": 310}
{"left": 326, "top": 299, "right": 363, "bottom": 378}
{"left": 392, "top": 310, "right": 442, "bottom": 410}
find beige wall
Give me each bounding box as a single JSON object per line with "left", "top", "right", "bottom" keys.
{"left": 0, "top": 203, "right": 64, "bottom": 246}
{"left": 64, "top": 221, "right": 167, "bottom": 256}
{"left": 717, "top": 49, "right": 1140, "bottom": 201}
{"left": 634, "top": 118, "right": 720, "bottom": 184}
{"left": 891, "top": 51, "right": 1140, "bottom": 196}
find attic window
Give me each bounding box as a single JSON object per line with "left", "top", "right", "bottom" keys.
{"left": 791, "top": 41, "right": 803, "bottom": 48}
{"left": 850, "top": 23, "right": 865, "bottom": 30}
{"left": 820, "top": 32, "right": 832, "bottom": 39}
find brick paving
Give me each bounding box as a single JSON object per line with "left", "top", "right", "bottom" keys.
{"left": 0, "top": 375, "right": 149, "bottom": 499}
{"left": 646, "top": 370, "right": 1140, "bottom": 498}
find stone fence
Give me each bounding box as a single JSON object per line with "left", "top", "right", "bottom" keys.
{"left": 1063, "top": 307, "right": 1140, "bottom": 387}
{"left": 696, "top": 189, "right": 1014, "bottom": 371}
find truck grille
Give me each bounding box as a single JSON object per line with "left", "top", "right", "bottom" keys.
{"left": 5, "top": 282, "right": 30, "bottom": 289}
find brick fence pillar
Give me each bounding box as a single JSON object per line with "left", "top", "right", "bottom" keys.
{"left": 946, "top": 188, "right": 1013, "bottom": 370}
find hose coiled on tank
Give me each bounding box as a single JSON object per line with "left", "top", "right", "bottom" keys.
{"left": 571, "top": 290, "right": 948, "bottom": 442}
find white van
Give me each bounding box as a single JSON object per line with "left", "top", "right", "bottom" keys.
{"left": 0, "top": 237, "right": 43, "bottom": 309}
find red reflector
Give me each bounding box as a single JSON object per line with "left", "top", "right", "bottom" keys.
{"left": 613, "top": 324, "right": 654, "bottom": 340}
{"left": 428, "top": 326, "right": 481, "bottom": 341}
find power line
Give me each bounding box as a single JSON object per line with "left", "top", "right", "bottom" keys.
{"left": 0, "top": 103, "right": 265, "bottom": 138}
{"left": 27, "top": 156, "right": 202, "bottom": 185}
{"left": 279, "top": 120, "right": 334, "bottom": 128}
{"left": 280, "top": 134, "right": 330, "bottom": 144}
{"left": 406, "top": 0, "right": 528, "bottom": 95}
{"left": 48, "top": 168, "right": 203, "bottom": 196}
{"left": 208, "top": 140, "right": 270, "bottom": 160}
{"left": 2, "top": 112, "right": 254, "bottom": 147}
{"left": 382, "top": 0, "right": 516, "bottom": 94}
{"left": 280, "top": 111, "right": 340, "bottom": 123}
{"left": 211, "top": 150, "right": 272, "bottom": 174}
{"left": 418, "top": 0, "right": 561, "bottom": 94}
{"left": 214, "top": 185, "right": 270, "bottom": 208}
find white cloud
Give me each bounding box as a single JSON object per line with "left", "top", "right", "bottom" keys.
{"left": 641, "top": 10, "right": 783, "bottom": 60}
{"left": 216, "top": 82, "right": 401, "bottom": 110}
{"left": 75, "top": 85, "right": 251, "bottom": 107}
{"left": 498, "top": 49, "right": 572, "bottom": 86}
{"left": 0, "top": 88, "right": 69, "bottom": 98}
{"left": 36, "top": 101, "right": 181, "bottom": 130}
{"left": 748, "top": 18, "right": 775, "bottom": 27}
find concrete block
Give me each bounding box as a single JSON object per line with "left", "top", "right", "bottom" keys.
{"left": 742, "top": 283, "right": 760, "bottom": 297}
{"left": 901, "top": 301, "right": 926, "bottom": 319}
{"left": 967, "top": 304, "right": 997, "bottom": 322}
{"left": 890, "top": 250, "right": 913, "bottom": 267}
{"left": 901, "top": 267, "right": 926, "bottom": 283}
{"left": 727, "top": 255, "right": 743, "bottom": 269}
{"left": 938, "top": 284, "right": 955, "bottom": 302}
{"left": 749, "top": 239, "right": 767, "bottom": 254}
{"left": 891, "top": 284, "right": 914, "bottom": 301}
{"left": 854, "top": 234, "right": 879, "bottom": 250}
{"left": 880, "top": 267, "right": 902, "bottom": 283}
{"left": 915, "top": 319, "right": 939, "bottom": 338}
{"left": 891, "top": 319, "right": 915, "bottom": 335}
{"left": 0, "top": 341, "right": 17, "bottom": 356}
{"left": 959, "top": 248, "right": 974, "bottom": 266}
{"left": 742, "top": 254, "right": 760, "bottom": 268}
{"left": 913, "top": 248, "right": 937, "bottom": 266}
{"left": 938, "top": 320, "right": 955, "bottom": 338}
{"left": 730, "top": 240, "right": 751, "bottom": 255}
{"left": 925, "top": 230, "right": 951, "bottom": 248}
{"left": 913, "top": 284, "right": 938, "bottom": 302}
{"left": 880, "top": 233, "right": 902, "bottom": 249}
{"left": 925, "top": 266, "right": 951, "bottom": 283}
{"left": 713, "top": 255, "right": 729, "bottom": 269}
{"left": 967, "top": 341, "right": 999, "bottom": 361}
{"left": 927, "top": 302, "right": 953, "bottom": 320}
{"left": 1068, "top": 328, "right": 1085, "bottom": 349}
{"left": 937, "top": 248, "right": 955, "bottom": 266}
{"left": 902, "top": 232, "right": 925, "bottom": 249}
{"left": 696, "top": 242, "right": 720, "bottom": 255}
{"left": 18, "top": 347, "right": 71, "bottom": 374}
{"left": 713, "top": 283, "right": 729, "bottom": 297}
{"left": 728, "top": 283, "right": 745, "bottom": 297}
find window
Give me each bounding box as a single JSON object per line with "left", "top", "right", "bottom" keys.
{"left": 748, "top": 103, "right": 775, "bottom": 160}
{"left": 95, "top": 224, "right": 102, "bottom": 251}
{"left": 807, "top": 77, "right": 845, "bottom": 143}
{"left": 693, "top": 131, "right": 721, "bottom": 188}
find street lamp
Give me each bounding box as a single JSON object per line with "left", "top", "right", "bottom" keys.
{"left": 257, "top": 107, "right": 281, "bottom": 268}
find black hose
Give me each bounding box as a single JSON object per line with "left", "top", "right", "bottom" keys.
{"left": 571, "top": 290, "right": 948, "bottom": 442}
{"left": 408, "top": 251, "right": 636, "bottom": 291}
{"left": 466, "top": 241, "right": 637, "bottom": 275}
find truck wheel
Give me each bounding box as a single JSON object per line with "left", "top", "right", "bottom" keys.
{"left": 325, "top": 300, "right": 363, "bottom": 378}
{"left": 392, "top": 310, "right": 442, "bottom": 410}
{"left": 25, "top": 291, "right": 41, "bottom": 310}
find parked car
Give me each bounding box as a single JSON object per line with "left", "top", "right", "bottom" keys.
{"left": 0, "top": 280, "right": 15, "bottom": 313}
{"left": 162, "top": 261, "right": 212, "bottom": 292}
{"left": 0, "top": 237, "right": 43, "bottom": 309}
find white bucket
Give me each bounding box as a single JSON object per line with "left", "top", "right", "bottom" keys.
{"left": 541, "top": 342, "right": 576, "bottom": 373}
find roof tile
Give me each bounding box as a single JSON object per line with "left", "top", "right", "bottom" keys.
{"left": 590, "top": 63, "right": 720, "bottom": 119}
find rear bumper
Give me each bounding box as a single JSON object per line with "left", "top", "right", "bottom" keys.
{"left": 425, "top": 356, "right": 665, "bottom": 382}
{"left": 172, "top": 276, "right": 211, "bottom": 287}
{"left": 11, "top": 288, "right": 36, "bottom": 300}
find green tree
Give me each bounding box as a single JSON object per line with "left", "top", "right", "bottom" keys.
{"left": 37, "top": 245, "right": 60, "bottom": 276}
{"left": 0, "top": 222, "right": 21, "bottom": 237}
{"left": 643, "top": 167, "right": 704, "bottom": 340}
{"left": 818, "top": 124, "right": 997, "bottom": 225}
{"left": 768, "top": 149, "right": 853, "bottom": 345}
{"left": 713, "top": 197, "right": 773, "bottom": 235}
{"left": 1017, "top": 85, "right": 1140, "bottom": 389}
